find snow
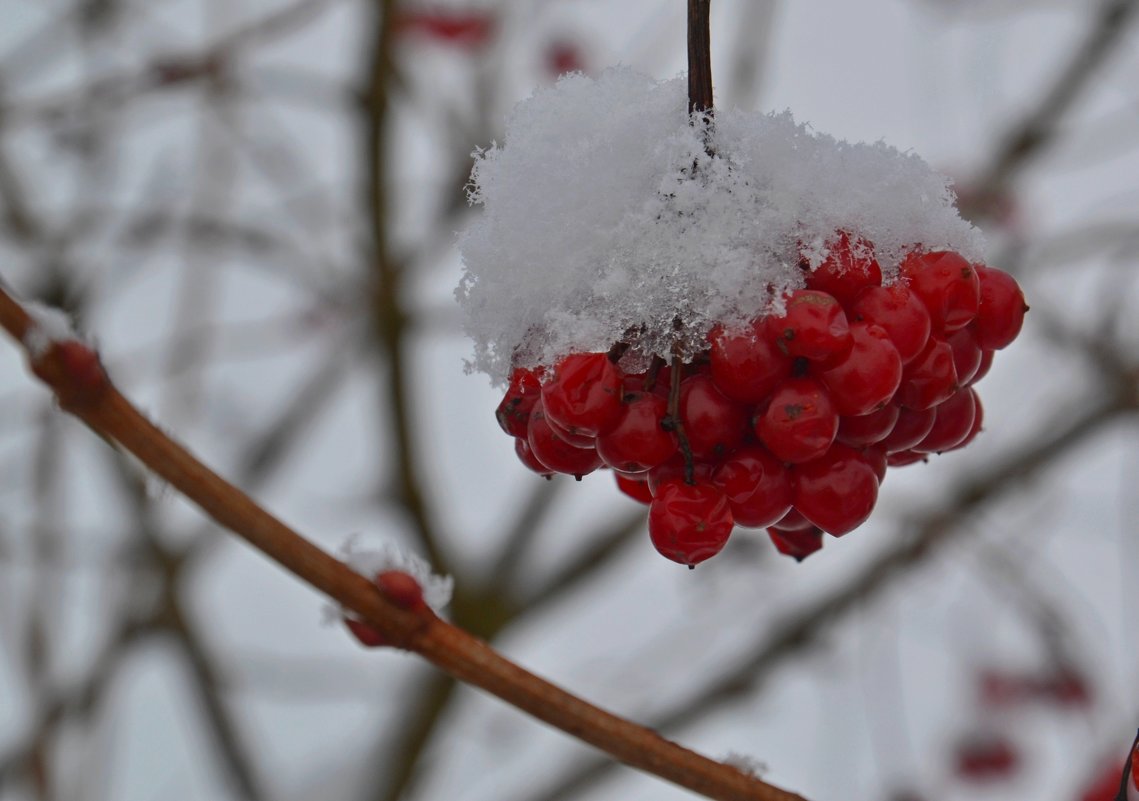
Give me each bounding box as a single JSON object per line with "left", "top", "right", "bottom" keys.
{"left": 457, "top": 67, "right": 985, "bottom": 384}
{"left": 721, "top": 752, "right": 768, "bottom": 778}
{"left": 21, "top": 299, "right": 79, "bottom": 357}
{"left": 338, "top": 535, "right": 454, "bottom": 611}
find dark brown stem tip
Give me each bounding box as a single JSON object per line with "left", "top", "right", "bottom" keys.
{"left": 687, "top": 0, "right": 714, "bottom": 116}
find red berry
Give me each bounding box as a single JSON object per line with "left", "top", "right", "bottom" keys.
{"left": 514, "top": 437, "right": 553, "bottom": 477}
{"left": 545, "top": 411, "right": 597, "bottom": 448}
{"left": 886, "top": 449, "right": 927, "bottom": 467}
{"left": 767, "top": 525, "right": 824, "bottom": 561}
{"left": 803, "top": 231, "right": 882, "bottom": 306}
{"left": 860, "top": 445, "right": 888, "bottom": 483}
{"left": 946, "top": 327, "right": 982, "bottom": 385}
{"left": 496, "top": 367, "right": 543, "bottom": 437}
{"left": 541, "top": 352, "right": 624, "bottom": 437}
{"left": 973, "top": 265, "right": 1027, "bottom": 350}
{"left": 850, "top": 283, "right": 931, "bottom": 365}
{"left": 969, "top": 348, "right": 995, "bottom": 385}
{"left": 792, "top": 443, "right": 879, "bottom": 536}
{"left": 711, "top": 445, "right": 793, "bottom": 528}
{"left": 836, "top": 403, "right": 900, "bottom": 447}
{"left": 900, "top": 250, "right": 980, "bottom": 333}
{"left": 527, "top": 404, "right": 603, "bottom": 478}
{"left": 375, "top": 570, "right": 425, "bottom": 610}
{"left": 914, "top": 388, "right": 977, "bottom": 453}
{"left": 1077, "top": 760, "right": 1127, "bottom": 801}
{"left": 648, "top": 480, "right": 734, "bottom": 566}
{"left": 596, "top": 391, "right": 677, "bottom": 472}
{"left": 344, "top": 617, "right": 387, "bottom": 647}
{"left": 708, "top": 320, "right": 791, "bottom": 403}
{"left": 647, "top": 454, "right": 716, "bottom": 495}
{"left": 679, "top": 374, "right": 750, "bottom": 460}
{"left": 772, "top": 507, "right": 815, "bottom": 531}
{"left": 880, "top": 405, "right": 937, "bottom": 452}
{"left": 820, "top": 322, "right": 903, "bottom": 416}
{"left": 954, "top": 734, "right": 1019, "bottom": 781}
{"left": 941, "top": 390, "right": 983, "bottom": 452}
{"left": 896, "top": 337, "right": 958, "bottom": 410}
{"left": 767, "top": 290, "right": 853, "bottom": 368}
{"left": 756, "top": 378, "right": 839, "bottom": 463}
{"left": 615, "top": 472, "right": 653, "bottom": 504}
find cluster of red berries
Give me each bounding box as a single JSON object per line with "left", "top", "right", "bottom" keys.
{"left": 495, "top": 234, "right": 1027, "bottom": 567}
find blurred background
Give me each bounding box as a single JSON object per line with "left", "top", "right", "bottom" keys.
{"left": 1, "top": 1, "right": 1138, "bottom": 800}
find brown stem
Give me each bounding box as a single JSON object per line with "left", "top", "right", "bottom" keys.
{"left": 667, "top": 352, "right": 696, "bottom": 485}
{"left": 687, "top": 0, "right": 714, "bottom": 117}
{"left": 0, "top": 283, "right": 808, "bottom": 801}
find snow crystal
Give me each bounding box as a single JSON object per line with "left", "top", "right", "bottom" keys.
{"left": 457, "top": 67, "right": 985, "bottom": 384}
{"left": 22, "top": 300, "right": 79, "bottom": 357}
{"left": 338, "top": 535, "right": 453, "bottom": 611}
{"left": 721, "top": 751, "right": 768, "bottom": 778}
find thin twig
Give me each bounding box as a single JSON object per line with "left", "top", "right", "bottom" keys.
{"left": 0, "top": 284, "right": 809, "bottom": 801}
{"left": 962, "top": 0, "right": 1139, "bottom": 219}
{"left": 363, "top": 0, "right": 450, "bottom": 576}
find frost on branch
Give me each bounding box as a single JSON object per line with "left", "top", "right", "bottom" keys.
{"left": 22, "top": 300, "right": 80, "bottom": 357}
{"left": 338, "top": 535, "right": 453, "bottom": 612}
{"left": 457, "top": 67, "right": 984, "bottom": 384}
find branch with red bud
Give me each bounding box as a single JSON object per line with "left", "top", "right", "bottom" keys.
{"left": 0, "top": 281, "right": 810, "bottom": 801}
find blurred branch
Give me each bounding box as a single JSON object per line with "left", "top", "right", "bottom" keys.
{"left": 363, "top": 0, "right": 450, "bottom": 574}
{"left": 0, "top": 0, "right": 347, "bottom": 128}
{"left": 962, "top": 0, "right": 1139, "bottom": 219}
{"left": 0, "top": 616, "right": 149, "bottom": 793}
{"left": 521, "top": 510, "right": 646, "bottom": 610}
{"left": 0, "top": 284, "right": 809, "bottom": 801}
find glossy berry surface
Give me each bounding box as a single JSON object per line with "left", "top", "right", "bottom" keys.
{"left": 647, "top": 454, "right": 716, "bottom": 496}
{"left": 541, "top": 352, "right": 624, "bottom": 437}
{"left": 767, "top": 525, "right": 824, "bottom": 561}
{"left": 973, "top": 265, "right": 1028, "bottom": 350}
{"left": 896, "top": 337, "right": 958, "bottom": 410}
{"left": 915, "top": 388, "right": 977, "bottom": 453}
{"left": 496, "top": 367, "right": 543, "bottom": 437}
{"left": 767, "top": 290, "right": 853, "bottom": 368}
{"left": 513, "top": 437, "right": 552, "bottom": 477}
{"left": 880, "top": 405, "right": 937, "bottom": 453}
{"left": 820, "top": 322, "right": 903, "bottom": 416}
{"left": 711, "top": 445, "right": 793, "bottom": 528}
{"left": 901, "top": 250, "right": 980, "bottom": 333}
{"left": 850, "top": 283, "right": 931, "bottom": 364}
{"left": 756, "top": 378, "right": 839, "bottom": 463}
{"left": 526, "top": 405, "right": 603, "bottom": 478}
{"left": 648, "top": 481, "right": 734, "bottom": 566}
{"left": 946, "top": 327, "right": 982, "bottom": 386}
{"left": 615, "top": 473, "right": 653, "bottom": 504}
{"left": 708, "top": 321, "right": 791, "bottom": 403}
{"left": 837, "top": 403, "right": 900, "bottom": 447}
{"left": 679, "top": 374, "right": 750, "bottom": 460}
{"left": 793, "top": 443, "right": 879, "bottom": 536}
{"left": 803, "top": 231, "right": 882, "bottom": 306}
{"left": 596, "top": 391, "right": 677, "bottom": 472}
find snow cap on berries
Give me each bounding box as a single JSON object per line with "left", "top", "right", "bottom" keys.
{"left": 457, "top": 67, "right": 984, "bottom": 384}
{"left": 339, "top": 535, "right": 453, "bottom": 611}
